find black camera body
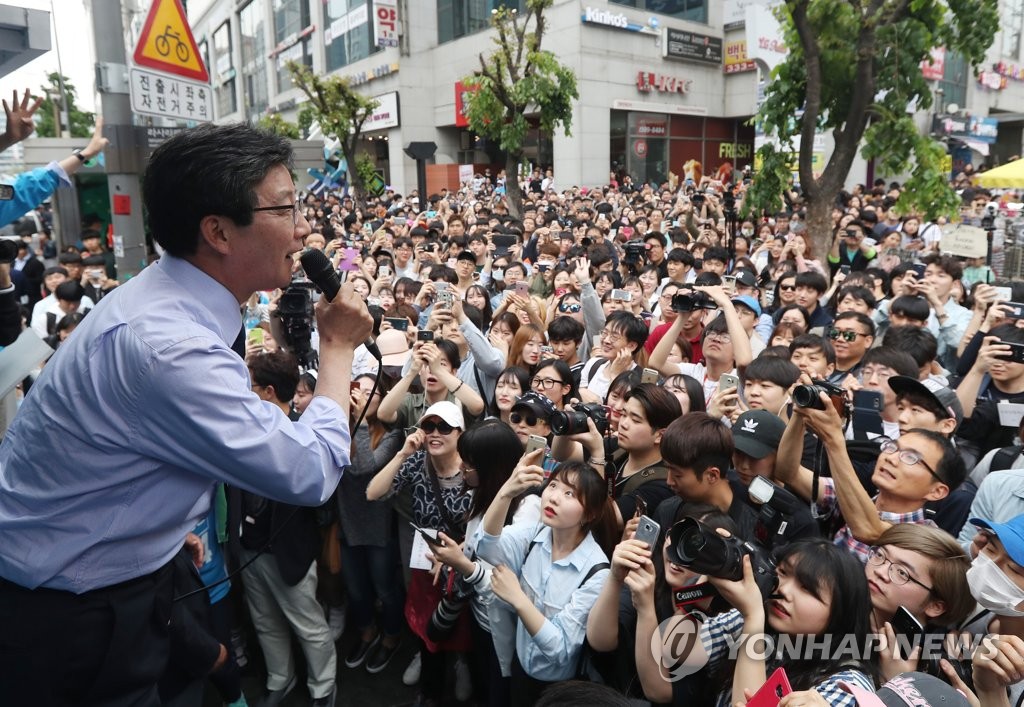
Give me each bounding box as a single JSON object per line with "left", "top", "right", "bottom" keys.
{"left": 623, "top": 241, "right": 646, "bottom": 267}
{"left": 667, "top": 517, "right": 778, "bottom": 599}
{"left": 792, "top": 379, "right": 848, "bottom": 414}
{"left": 275, "top": 279, "right": 317, "bottom": 368}
{"left": 671, "top": 291, "right": 717, "bottom": 313}
{"left": 551, "top": 402, "right": 610, "bottom": 436}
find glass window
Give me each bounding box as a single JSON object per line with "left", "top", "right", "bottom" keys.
{"left": 213, "top": 22, "right": 237, "bottom": 116}
{"left": 273, "top": 0, "right": 312, "bottom": 92}
{"left": 325, "top": 0, "right": 380, "bottom": 72}
{"left": 239, "top": 1, "right": 269, "bottom": 118}
{"left": 438, "top": 0, "right": 523, "bottom": 44}
{"left": 609, "top": 0, "right": 707, "bottom": 24}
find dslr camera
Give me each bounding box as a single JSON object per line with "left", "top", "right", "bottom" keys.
{"left": 671, "top": 291, "right": 717, "bottom": 313}
{"left": 551, "top": 402, "right": 610, "bottom": 436}
{"left": 623, "top": 241, "right": 646, "bottom": 267}
{"left": 275, "top": 277, "right": 317, "bottom": 368}
{"left": 666, "top": 517, "right": 778, "bottom": 599}
{"left": 748, "top": 476, "right": 803, "bottom": 549}
{"left": 792, "top": 379, "right": 848, "bottom": 415}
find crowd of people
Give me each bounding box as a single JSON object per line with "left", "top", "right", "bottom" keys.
{"left": 5, "top": 113, "right": 1024, "bottom": 707}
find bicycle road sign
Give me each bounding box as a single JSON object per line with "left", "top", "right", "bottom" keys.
{"left": 133, "top": 0, "right": 209, "bottom": 82}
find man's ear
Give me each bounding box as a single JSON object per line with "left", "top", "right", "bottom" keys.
{"left": 198, "top": 215, "right": 233, "bottom": 256}
{"left": 924, "top": 481, "right": 950, "bottom": 503}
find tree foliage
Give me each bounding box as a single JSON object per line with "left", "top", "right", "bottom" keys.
{"left": 256, "top": 112, "right": 301, "bottom": 139}
{"left": 35, "top": 73, "right": 94, "bottom": 138}
{"left": 287, "top": 61, "right": 379, "bottom": 200}
{"left": 461, "top": 0, "right": 578, "bottom": 217}
{"left": 748, "top": 0, "right": 999, "bottom": 259}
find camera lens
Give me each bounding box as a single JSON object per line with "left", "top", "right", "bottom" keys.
{"left": 679, "top": 524, "right": 706, "bottom": 561}
{"left": 792, "top": 384, "right": 825, "bottom": 410}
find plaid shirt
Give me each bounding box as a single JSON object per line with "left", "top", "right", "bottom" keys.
{"left": 816, "top": 477, "right": 932, "bottom": 563}
{"left": 702, "top": 609, "right": 875, "bottom": 707}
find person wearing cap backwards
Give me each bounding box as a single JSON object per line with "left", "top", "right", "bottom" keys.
{"left": 776, "top": 381, "right": 967, "bottom": 562}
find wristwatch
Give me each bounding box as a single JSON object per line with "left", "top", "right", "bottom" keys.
{"left": 72, "top": 149, "right": 87, "bottom": 162}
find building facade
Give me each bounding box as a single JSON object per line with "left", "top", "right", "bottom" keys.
{"left": 188, "top": 0, "right": 1024, "bottom": 194}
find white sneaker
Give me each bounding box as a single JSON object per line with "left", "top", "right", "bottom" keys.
{"left": 454, "top": 655, "right": 472, "bottom": 702}
{"left": 327, "top": 606, "right": 346, "bottom": 642}
{"left": 402, "top": 651, "right": 421, "bottom": 686}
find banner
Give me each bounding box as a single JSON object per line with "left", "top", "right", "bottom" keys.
{"left": 374, "top": 0, "right": 399, "bottom": 48}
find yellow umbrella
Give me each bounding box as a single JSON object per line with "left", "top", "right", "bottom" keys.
{"left": 974, "top": 158, "right": 1024, "bottom": 188}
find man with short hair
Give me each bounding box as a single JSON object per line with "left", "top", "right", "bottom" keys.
{"left": 30, "top": 279, "right": 95, "bottom": 337}
{"left": 794, "top": 271, "right": 832, "bottom": 329}
{"left": 789, "top": 334, "right": 837, "bottom": 380}
{"left": 644, "top": 232, "right": 668, "bottom": 279}
{"left": 579, "top": 310, "right": 649, "bottom": 401}
{"left": 827, "top": 312, "right": 875, "bottom": 383}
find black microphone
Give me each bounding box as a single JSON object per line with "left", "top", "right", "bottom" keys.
{"left": 299, "top": 249, "right": 382, "bottom": 360}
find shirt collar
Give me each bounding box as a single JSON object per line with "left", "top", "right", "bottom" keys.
{"left": 536, "top": 525, "right": 603, "bottom": 572}
{"left": 156, "top": 254, "right": 243, "bottom": 344}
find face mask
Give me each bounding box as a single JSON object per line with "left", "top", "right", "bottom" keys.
{"left": 741, "top": 228, "right": 754, "bottom": 237}
{"left": 967, "top": 552, "right": 1024, "bottom": 617}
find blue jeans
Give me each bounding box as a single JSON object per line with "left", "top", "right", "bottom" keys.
{"left": 340, "top": 537, "right": 405, "bottom": 637}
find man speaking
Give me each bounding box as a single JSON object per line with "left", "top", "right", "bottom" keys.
{"left": 0, "top": 123, "right": 371, "bottom": 705}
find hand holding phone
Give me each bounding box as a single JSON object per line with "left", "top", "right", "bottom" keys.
{"left": 746, "top": 668, "right": 792, "bottom": 707}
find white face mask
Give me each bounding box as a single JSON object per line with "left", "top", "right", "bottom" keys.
{"left": 741, "top": 227, "right": 754, "bottom": 237}
{"left": 967, "top": 551, "right": 1024, "bottom": 617}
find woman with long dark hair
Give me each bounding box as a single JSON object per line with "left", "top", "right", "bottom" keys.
{"left": 488, "top": 365, "right": 532, "bottom": 422}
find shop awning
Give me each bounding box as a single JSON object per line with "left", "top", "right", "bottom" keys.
{"left": 975, "top": 158, "right": 1024, "bottom": 188}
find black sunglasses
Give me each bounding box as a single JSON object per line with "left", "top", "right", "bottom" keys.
{"left": 420, "top": 420, "right": 456, "bottom": 435}
{"left": 509, "top": 411, "right": 539, "bottom": 426}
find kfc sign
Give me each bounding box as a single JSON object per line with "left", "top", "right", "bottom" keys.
{"left": 636, "top": 71, "right": 693, "bottom": 95}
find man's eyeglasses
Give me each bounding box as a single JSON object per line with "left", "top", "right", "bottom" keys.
{"left": 532, "top": 377, "right": 563, "bottom": 391}
{"left": 253, "top": 198, "right": 303, "bottom": 226}
{"left": 867, "top": 547, "right": 934, "bottom": 592}
{"left": 878, "top": 439, "right": 943, "bottom": 483}
{"left": 827, "top": 328, "right": 869, "bottom": 342}
{"left": 420, "top": 420, "right": 456, "bottom": 435}
{"left": 509, "top": 411, "right": 539, "bottom": 426}
{"left": 558, "top": 302, "right": 582, "bottom": 314}
{"left": 601, "top": 329, "right": 625, "bottom": 343}
{"left": 704, "top": 331, "right": 732, "bottom": 344}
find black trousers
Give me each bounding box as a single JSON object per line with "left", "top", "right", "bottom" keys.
{"left": 0, "top": 562, "right": 174, "bottom": 706}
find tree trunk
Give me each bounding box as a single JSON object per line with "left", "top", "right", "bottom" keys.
{"left": 804, "top": 193, "right": 835, "bottom": 281}
{"left": 505, "top": 152, "right": 524, "bottom": 220}
{"left": 343, "top": 138, "right": 366, "bottom": 204}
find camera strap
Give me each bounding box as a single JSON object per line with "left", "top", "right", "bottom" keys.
{"left": 673, "top": 582, "right": 717, "bottom": 613}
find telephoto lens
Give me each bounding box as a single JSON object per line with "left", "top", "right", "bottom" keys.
{"left": 666, "top": 517, "right": 778, "bottom": 598}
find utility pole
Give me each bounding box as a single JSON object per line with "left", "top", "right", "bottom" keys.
{"left": 90, "top": 0, "right": 150, "bottom": 279}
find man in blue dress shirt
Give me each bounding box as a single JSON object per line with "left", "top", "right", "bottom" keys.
{"left": 0, "top": 122, "right": 372, "bottom": 706}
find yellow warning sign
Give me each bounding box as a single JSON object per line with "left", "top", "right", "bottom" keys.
{"left": 133, "top": 0, "right": 209, "bottom": 82}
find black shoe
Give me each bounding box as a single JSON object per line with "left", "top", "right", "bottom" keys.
{"left": 365, "top": 637, "right": 401, "bottom": 674}
{"left": 344, "top": 633, "right": 380, "bottom": 669}
{"left": 255, "top": 674, "right": 296, "bottom": 707}
{"left": 311, "top": 686, "right": 336, "bottom": 707}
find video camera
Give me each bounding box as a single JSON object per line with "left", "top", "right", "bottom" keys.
{"left": 275, "top": 277, "right": 317, "bottom": 369}
{"left": 623, "top": 241, "right": 646, "bottom": 268}
{"left": 551, "top": 402, "right": 610, "bottom": 436}
{"left": 671, "top": 291, "right": 718, "bottom": 313}
{"left": 666, "top": 517, "right": 778, "bottom": 600}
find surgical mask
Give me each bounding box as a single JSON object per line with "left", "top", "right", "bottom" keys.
{"left": 741, "top": 227, "right": 754, "bottom": 237}
{"left": 967, "top": 552, "right": 1024, "bottom": 617}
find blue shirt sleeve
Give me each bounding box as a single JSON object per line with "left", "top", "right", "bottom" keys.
{"left": 0, "top": 163, "right": 68, "bottom": 227}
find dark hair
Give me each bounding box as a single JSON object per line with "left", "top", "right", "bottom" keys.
{"left": 605, "top": 310, "right": 649, "bottom": 355}
{"left": 744, "top": 356, "right": 800, "bottom": 388}
{"left": 461, "top": 303, "right": 485, "bottom": 332}
{"left": 143, "top": 123, "right": 293, "bottom": 257}
{"left": 428, "top": 264, "right": 458, "bottom": 285}
{"left": 833, "top": 311, "right": 875, "bottom": 337}
{"left": 667, "top": 247, "right": 695, "bottom": 266}
{"left": 990, "top": 323, "right": 1024, "bottom": 346}
{"left": 923, "top": 253, "right": 964, "bottom": 281}
{"left": 662, "top": 373, "right": 707, "bottom": 412}
{"left": 546, "top": 461, "right": 619, "bottom": 557}
{"left": 55, "top": 311, "right": 85, "bottom": 333}
{"left": 434, "top": 338, "right": 461, "bottom": 371}
{"left": 54, "top": 281, "right": 85, "bottom": 302}
{"left": 662, "top": 412, "right": 732, "bottom": 480}
{"left": 773, "top": 304, "right": 811, "bottom": 330}
{"left": 548, "top": 315, "right": 586, "bottom": 344}
{"left": 795, "top": 271, "right": 828, "bottom": 294}
{"left": 903, "top": 428, "right": 966, "bottom": 490}
{"left": 882, "top": 326, "right": 937, "bottom": 368}
{"left": 534, "top": 681, "right": 633, "bottom": 707}
{"left": 790, "top": 334, "right": 836, "bottom": 365}
{"left": 488, "top": 365, "right": 531, "bottom": 417}
{"left": 624, "top": 383, "right": 682, "bottom": 431}
{"left": 694, "top": 271, "right": 723, "bottom": 287}
{"left": 458, "top": 420, "right": 525, "bottom": 520}
{"left": 860, "top": 347, "right": 917, "bottom": 378}
{"left": 606, "top": 369, "right": 640, "bottom": 404}
{"left": 704, "top": 246, "right": 729, "bottom": 264}
{"left": 248, "top": 350, "right": 300, "bottom": 403}
{"left": 890, "top": 295, "right": 931, "bottom": 323}
{"left": 838, "top": 285, "right": 877, "bottom": 310}
{"left": 534, "top": 358, "right": 573, "bottom": 385}
{"left": 464, "top": 284, "right": 493, "bottom": 323}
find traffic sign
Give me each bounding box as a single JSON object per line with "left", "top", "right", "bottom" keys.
{"left": 130, "top": 68, "right": 213, "bottom": 122}
{"left": 133, "top": 0, "right": 209, "bottom": 82}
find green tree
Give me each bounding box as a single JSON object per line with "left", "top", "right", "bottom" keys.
{"left": 256, "top": 112, "right": 301, "bottom": 139}
{"left": 35, "top": 73, "right": 94, "bottom": 138}
{"left": 286, "top": 61, "right": 378, "bottom": 202}
{"left": 461, "top": 0, "right": 578, "bottom": 218}
{"left": 747, "top": 0, "right": 999, "bottom": 264}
